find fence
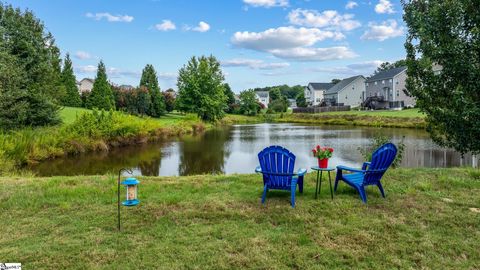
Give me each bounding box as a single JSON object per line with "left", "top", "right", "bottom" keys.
{"left": 293, "top": 106, "right": 351, "bottom": 113}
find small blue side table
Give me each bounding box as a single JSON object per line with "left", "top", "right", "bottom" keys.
{"left": 311, "top": 166, "right": 335, "bottom": 199}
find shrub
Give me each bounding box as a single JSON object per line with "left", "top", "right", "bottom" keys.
{"left": 358, "top": 134, "right": 405, "bottom": 168}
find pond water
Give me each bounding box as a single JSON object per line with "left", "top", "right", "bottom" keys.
{"left": 29, "top": 123, "right": 476, "bottom": 176}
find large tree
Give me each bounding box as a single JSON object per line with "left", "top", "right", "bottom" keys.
{"left": 223, "top": 83, "right": 236, "bottom": 113}
{"left": 61, "top": 53, "right": 82, "bottom": 107}
{"left": 176, "top": 55, "right": 226, "bottom": 122}
{"left": 140, "top": 64, "right": 165, "bottom": 117}
{"left": 0, "top": 3, "right": 61, "bottom": 129}
{"left": 403, "top": 0, "right": 480, "bottom": 154}
{"left": 86, "top": 61, "right": 115, "bottom": 110}
{"left": 239, "top": 89, "right": 260, "bottom": 116}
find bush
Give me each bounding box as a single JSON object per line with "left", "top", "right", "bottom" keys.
{"left": 358, "top": 134, "right": 405, "bottom": 168}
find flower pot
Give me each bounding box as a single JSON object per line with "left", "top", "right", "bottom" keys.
{"left": 318, "top": 158, "right": 328, "bottom": 168}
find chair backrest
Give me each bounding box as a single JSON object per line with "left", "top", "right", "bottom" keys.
{"left": 364, "top": 143, "right": 397, "bottom": 185}
{"left": 258, "top": 146, "right": 296, "bottom": 188}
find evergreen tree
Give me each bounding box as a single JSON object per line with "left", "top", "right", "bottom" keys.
{"left": 176, "top": 55, "right": 226, "bottom": 122}
{"left": 140, "top": 64, "right": 165, "bottom": 117}
{"left": 61, "top": 53, "right": 82, "bottom": 107}
{"left": 136, "top": 86, "right": 151, "bottom": 116}
{"left": 0, "top": 3, "right": 61, "bottom": 129}
{"left": 86, "top": 61, "right": 115, "bottom": 110}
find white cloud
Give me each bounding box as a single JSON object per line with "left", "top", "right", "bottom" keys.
{"left": 310, "top": 60, "right": 383, "bottom": 75}
{"left": 75, "top": 51, "right": 92, "bottom": 60}
{"left": 345, "top": 1, "right": 358, "bottom": 9}
{"left": 158, "top": 72, "right": 177, "bottom": 80}
{"left": 231, "top": 26, "right": 355, "bottom": 61}
{"left": 192, "top": 21, "right": 210, "bottom": 32}
{"left": 361, "top": 20, "right": 404, "bottom": 41}
{"left": 269, "top": 47, "right": 357, "bottom": 61}
{"left": 375, "top": 0, "right": 395, "bottom": 14}
{"left": 75, "top": 65, "right": 97, "bottom": 73}
{"left": 243, "top": 0, "right": 288, "bottom": 8}
{"left": 287, "top": 9, "right": 361, "bottom": 31}
{"left": 86, "top": 12, "right": 134, "bottom": 23}
{"left": 232, "top": 26, "right": 344, "bottom": 51}
{"left": 221, "top": 58, "right": 290, "bottom": 70}
{"left": 155, "top": 20, "right": 176, "bottom": 31}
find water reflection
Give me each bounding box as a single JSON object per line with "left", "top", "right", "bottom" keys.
{"left": 28, "top": 123, "right": 477, "bottom": 176}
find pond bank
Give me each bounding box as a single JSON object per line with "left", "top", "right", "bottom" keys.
{"left": 1, "top": 168, "right": 479, "bottom": 268}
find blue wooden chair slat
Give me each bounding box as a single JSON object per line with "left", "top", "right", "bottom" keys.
{"left": 256, "top": 146, "right": 306, "bottom": 207}
{"left": 334, "top": 143, "right": 397, "bottom": 203}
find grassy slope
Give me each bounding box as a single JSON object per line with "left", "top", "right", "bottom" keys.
{"left": 0, "top": 168, "right": 479, "bottom": 269}
{"left": 278, "top": 109, "right": 426, "bottom": 128}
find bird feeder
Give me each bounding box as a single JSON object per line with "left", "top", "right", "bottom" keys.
{"left": 121, "top": 177, "right": 140, "bottom": 206}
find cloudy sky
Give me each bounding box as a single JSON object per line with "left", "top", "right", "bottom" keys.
{"left": 9, "top": 0, "right": 406, "bottom": 92}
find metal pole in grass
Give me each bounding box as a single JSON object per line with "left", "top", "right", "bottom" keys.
{"left": 117, "top": 168, "right": 133, "bottom": 231}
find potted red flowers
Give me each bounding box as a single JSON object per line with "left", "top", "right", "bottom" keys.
{"left": 312, "top": 145, "right": 334, "bottom": 168}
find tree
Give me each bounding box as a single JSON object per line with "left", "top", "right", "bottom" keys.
{"left": 331, "top": 79, "right": 341, "bottom": 84}
{"left": 403, "top": 0, "right": 480, "bottom": 154}
{"left": 140, "top": 64, "right": 165, "bottom": 117}
{"left": 268, "top": 87, "right": 289, "bottom": 113}
{"left": 239, "top": 89, "right": 260, "bottom": 116}
{"left": 296, "top": 91, "right": 307, "bottom": 108}
{"left": 136, "top": 86, "right": 151, "bottom": 116}
{"left": 176, "top": 55, "right": 226, "bottom": 122}
{"left": 163, "top": 89, "right": 176, "bottom": 112}
{"left": 0, "top": 3, "right": 61, "bottom": 129}
{"left": 269, "top": 87, "right": 282, "bottom": 102}
{"left": 223, "top": 83, "right": 236, "bottom": 113}
{"left": 61, "top": 53, "right": 82, "bottom": 107}
{"left": 86, "top": 61, "right": 115, "bottom": 110}
{"left": 373, "top": 60, "right": 406, "bottom": 76}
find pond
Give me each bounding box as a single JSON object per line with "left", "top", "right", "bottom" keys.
{"left": 28, "top": 123, "right": 477, "bottom": 176}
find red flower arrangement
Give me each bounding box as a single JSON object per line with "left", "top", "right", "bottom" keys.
{"left": 312, "top": 145, "right": 334, "bottom": 168}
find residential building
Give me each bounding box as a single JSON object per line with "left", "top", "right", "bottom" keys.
{"left": 287, "top": 98, "right": 297, "bottom": 109}
{"left": 77, "top": 78, "right": 94, "bottom": 93}
{"left": 324, "top": 75, "right": 366, "bottom": 107}
{"left": 304, "top": 83, "right": 335, "bottom": 106}
{"left": 255, "top": 90, "right": 269, "bottom": 108}
{"left": 364, "top": 66, "right": 415, "bottom": 109}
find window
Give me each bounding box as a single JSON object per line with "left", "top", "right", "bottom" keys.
{"left": 389, "top": 79, "right": 393, "bottom": 83}
{"left": 345, "top": 95, "right": 348, "bottom": 99}
{"left": 396, "top": 81, "right": 399, "bottom": 85}
{"left": 374, "top": 81, "right": 377, "bottom": 85}
{"left": 396, "top": 90, "right": 399, "bottom": 97}
{"left": 366, "top": 82, "right": 369, "bottom": 87}
{"left": 382, "top": 80, "right": 385, "bottom": 84}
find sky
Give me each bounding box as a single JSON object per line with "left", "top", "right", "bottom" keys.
{"left": 8, "top": 0, "right": 407, "bottom": 93}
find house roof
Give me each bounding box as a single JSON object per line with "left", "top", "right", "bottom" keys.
{"left": 80, "top": 78, "right": 94, "bottom": 83}
{"left": 325, "top": 75, "right": 365, "bottom": 95}
{"left": 366, "top": 66, "right": 407, "bottom": 82}
{"left": 308, "top": 82, "right": 335, "bottom": 90}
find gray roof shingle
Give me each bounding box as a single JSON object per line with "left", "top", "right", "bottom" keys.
{"left": 325, "top": 75, "right": 364, "bottom": 95}
{"left": 366, "top": 66, "right": 407, "bottom": 82}
{"left": 308, "top": 82, "right": 335, "bottom": 90}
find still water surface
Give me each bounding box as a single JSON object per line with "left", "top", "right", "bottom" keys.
{"left": 29, "top": 123, "right": 476, "bottom": 176}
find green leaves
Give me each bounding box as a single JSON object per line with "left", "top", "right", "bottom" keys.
{"left": 403, "top": 0, "right": 480, "bottom": 154}
{"left": 176, "top": 55, "right": 227, "bottom": 122}
{"left": 61, "top": 53, "right": 82, "bottom": 107}
{"left": 86, "top": 61, "right": 115, "bottom": 111}
{"left": 140, "top": 64, "right": 166, "bottom": 117}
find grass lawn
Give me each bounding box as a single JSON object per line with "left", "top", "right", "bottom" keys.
{"left": 322, "top": 108, "right": 424, "bottom": 118}
{"left": 1, "top": 168, "right": 479, "bottom": 269}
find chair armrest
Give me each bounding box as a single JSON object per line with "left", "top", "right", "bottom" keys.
{"left": 362, "top": 162, "right": 371, "bottom": 170}
{"left": 336, "top": 165, "right": 365, "bottom": 173}
{"left": 255, "top": 166, "right": 262, "bottom": 173}
{"left": 297, "top": 168, "right": 307, "bottom": 177}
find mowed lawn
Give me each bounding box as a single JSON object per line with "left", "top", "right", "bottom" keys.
{"left": 322, "top": 108, "right": 424, "bottom": 118}
{"left": 1, "top": 168, "right": 479, "bottom": 269}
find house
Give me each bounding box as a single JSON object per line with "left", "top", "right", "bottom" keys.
{"left": 77, "top": 78, "right": 94, "bottom": 93}
{"left": 364, "top": 66, "right": 415, "bottom": 109}
{"left": 287, "top": 98, "right": 297, "bottom": 109}
{"left": 324, "top": 75, "right": 366, "bottom": 108}
{"left": 304, "top": 83, "right": 335, "bottom": 106}
{"left": 255, "top": 90, "right": 269, "bottom": 108}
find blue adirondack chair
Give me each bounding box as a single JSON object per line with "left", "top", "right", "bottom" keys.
{"left": 255, "top": 146, "right": 306, "bottom": 207}
{"left": 334, "top": 143, "right": 397, "bottom": 203}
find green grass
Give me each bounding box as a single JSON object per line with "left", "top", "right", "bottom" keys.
{"left": 321, "top": 108, "right": 424, "bottom": 118}
{"left": 60, "top": 107, "right": 92, "bottom": 124}
{"left": 1, "top": 168, "right": 479, "bottom": 269}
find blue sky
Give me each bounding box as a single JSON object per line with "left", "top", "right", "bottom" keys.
{"left": 8, "top": 0, "right": 406, "bottom": 92}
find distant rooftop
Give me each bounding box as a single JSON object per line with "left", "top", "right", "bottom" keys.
{"left": 366, "top": 66, "right": 407, "bottom": 82}
{"left": 308, "top": 82, "right": 335, "bottom": 90}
